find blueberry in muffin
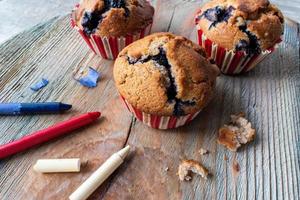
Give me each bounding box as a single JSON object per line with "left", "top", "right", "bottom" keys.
{"left": 81, "top": 11, "right": 102, "bottom": 35}
{"left": 237, "top": 24, "right": 261, "bottom": 55}
{"left": 200, "top": 6, "right": 235, "bottom": 29}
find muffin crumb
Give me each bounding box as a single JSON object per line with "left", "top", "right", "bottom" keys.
{"left": 218, "top": 113, "right": 255, "bottom": 151}
{"left": 178, "top": 159, "right": 209, "bottom": 181}
{"left": 199, "top": 148, "right": 209, "bottom": 155}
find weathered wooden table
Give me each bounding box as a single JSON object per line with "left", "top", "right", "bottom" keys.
{"left": 0, "top": 1, "right": 299, "bottom": 199}
{"left": 1, "top": 0, "right": 300, "bottom": 44}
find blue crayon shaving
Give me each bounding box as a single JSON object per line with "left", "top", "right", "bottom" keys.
{"left": 77, "top": 67, "right": 100, "bottom": 88}
{"left": 30, "top": 78, "right": 49, "bottom": 91}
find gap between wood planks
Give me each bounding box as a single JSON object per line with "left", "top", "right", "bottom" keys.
{"left": 122, "top": 116, "right": 135, "bottom": 148}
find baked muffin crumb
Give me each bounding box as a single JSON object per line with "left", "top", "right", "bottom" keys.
{"left": 199, "top": 148, "right": 209, "bottom": 155}
{"left": 218, "top": 113, "right": 255, "bottom": 151}
{"left": 178, "top": 159, "right": 209, "bottom": 181}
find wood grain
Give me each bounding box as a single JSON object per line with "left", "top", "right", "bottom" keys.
{"left": 0, "top": 16, "right": 132, "bottom": 199}
{"left": 0, "top": 0, "right": 299, "bottom": 199}
{"left": 1, "top": 0, "right": 300, "bottom": 44}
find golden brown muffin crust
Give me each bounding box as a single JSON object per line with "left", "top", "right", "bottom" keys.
{"left": 236, "top": 0, "right": 269, "bottom": 14}
{"left": 196, "top": 0, "right": 284, "bottom": 52}
{"left": 114, "top": 33, "right": 220, "bottom": 116}
{"left": 74, "top": 0, "right": 154, "bottom": 37}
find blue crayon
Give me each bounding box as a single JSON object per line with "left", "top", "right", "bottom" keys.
{"left": 0, "top": 102, "right": 72, "bottom": 115}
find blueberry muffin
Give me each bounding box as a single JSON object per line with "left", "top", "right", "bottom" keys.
{"left": 71, "top": 0, "right": 154, "bottom": 59}
{"left": 113, "top": 33, "right": 220, "bottom": 129}
{"left": 195, "top": 0, "right": 284, "bottom": 74}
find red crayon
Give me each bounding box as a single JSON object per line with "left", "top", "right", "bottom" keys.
{"left": 0, "top": 112, "right": 101, "bottom": 159}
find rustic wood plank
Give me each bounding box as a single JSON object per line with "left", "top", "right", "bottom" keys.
{"left": 0, "top": 0, "right": 300, "bottom": 44}
{"left": 0, "top": 16, "right": 132, "bottom": 199}
{"left": 0, "top": 1, "right": 299, "bottom": 199}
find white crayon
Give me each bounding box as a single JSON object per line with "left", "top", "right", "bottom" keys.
{"left": 69, "top": 146, "right": 130, "bottom": 200}
{"left": 33, "top": 158, "right": 81, "bottom": 173}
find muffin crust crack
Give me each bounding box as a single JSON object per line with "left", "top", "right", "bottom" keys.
{"left": 127, "top": 47, "right": 196, "bottom": 116}
{"left": 236, "top": 23, "right": 261, "bottom": 55}
{"left": 81, "top": 0, "right": 130, "bottom": 35}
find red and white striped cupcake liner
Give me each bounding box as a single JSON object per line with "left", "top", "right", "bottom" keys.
{"left": 196, "top": 29, "right": 281, "bottom": 75}
{"left": 121, "top": 97, "right": 200, "bottom": 129}
{"left": 71, "top": 4, "right": 152, "bottom": 60}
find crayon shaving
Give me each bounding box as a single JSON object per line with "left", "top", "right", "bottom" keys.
{"left": 30, "top": 78, "right": 49, "bottom": 91}
{"left": 75, "top": 67, "right": 100, "bottom": 88}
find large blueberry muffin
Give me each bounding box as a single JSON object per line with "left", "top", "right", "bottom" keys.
{"left": 195, "top": 0, "right": 284, "bottom": 55}
{"left": 113, "top": 33, "right": 220, "bottom": 117}
{"left": 74, "top": 0, "right": 154, "bottom": 37}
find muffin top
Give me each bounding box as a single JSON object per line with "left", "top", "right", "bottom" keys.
{"left": 74, "top": 0, "right": 154, "bottom": 37}
{"left": 195, "top": 0, "right": 284, "bottom": 54}
{"left": 114, "top": 33, "right": 220, "bottom": 116}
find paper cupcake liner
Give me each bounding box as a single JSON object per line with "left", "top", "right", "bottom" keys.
{"left": 71, "top": 4, "right": 152, "bottom": 60}
{"left": 196, "top": 28, "right": 281, "bottom": 74}
{"left": 121, "top": 97, "right": 200, "bottom": 129}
